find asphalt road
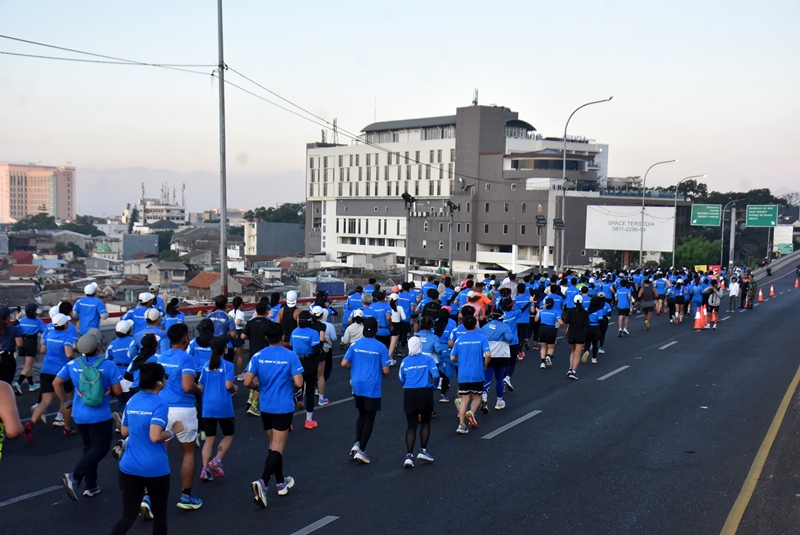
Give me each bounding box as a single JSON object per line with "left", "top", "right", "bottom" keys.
{"left": 2, "top": 265, "right": 799, "bottom": 535}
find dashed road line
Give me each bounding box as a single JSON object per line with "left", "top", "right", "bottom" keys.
{"left": 721, "top": 316, "right": 731, "bottom": 321}
{"left": 659, "top": 341, "right": 678, "bottom": 350}
{"left": 0, "top": 486, "right": 61, "bottom": 508}
{"left": 597, "top": 366, "right": 630, "bottom": 381}
{"left": 482, "top": 410, "right": 543, "bottom": 440}
{"left": 291, "top": 516, "right": 340, "bottom": 535}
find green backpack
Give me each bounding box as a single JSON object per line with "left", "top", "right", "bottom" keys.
{"left": 76, "top": 357, "right": 105, "bottom": 407}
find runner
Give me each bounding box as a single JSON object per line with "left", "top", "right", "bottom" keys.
{"left": 583, "top": 296, "right": 605, "bottom": 364}
{"left": 342, "top": 309, "right": 365, "bottom": 347}
{"left": 398, "top": 336, "right": 438, "bottom": 468}
{"left": 290, "top": 311, "right": 321, "bottom": 429}
{"left": 13, "top": 304, "right": 43, "bottom": 394}
{"left": 241, "top": 302, "right": 272, "bottom": 416}
{"left": 208, "top": 295, "right": 236, "bottom": 345}
{"left": 433, "top": 309, "right": 457, "bottom": 403}
{"left": 481, "top": 309, "right": 512, "bottom": 412}
{"left": 388, "top": 293, "right": 407, "bottom": 362}
{"left": 162, "top": 298, "right": 185, "bottom": 333}
{"left": 342, "top": 317, "right": 391, "bottom": 464}
{"left": 229, "top": 296, "right": 247, "bottom": 372}
{"left": 199, "top": 336, "right": 236, "bottom": 482}
{"left": 245, "top": 321, "right": 304, "bottom": 507}
{"left": 536, "top": 297, "right": 560, "bottom": 369}
{"left": 110, "top": 362, "right": 179, "bottom": 534}
{"left": 157, "top": 323, "right": 203, "bottom": 510}
{"left": 107, "top": 320, "right": 135, "bottom": 424}
{"left": 122, "top": 293, "right": 157, "bottom": 336}
{"left": 654, "top": 274, "right": 669, "bottom": 316}
{"left": 277, "top": 290, "right": 300, "bottom": 345}
{"left": 616, "top": 280, "right": 633, "bottom": 337}
{"left": 370, "top": 291, "right": 393, "bottom": 353}
{"left": 314, "top": 306, "right": 337, "bottom": 407}
{"left": 55, "top": 328, "right": 122, "bottom": 500}
{"left": 450, "top": 315, "right": 490, "bottom": 435}
{"left": 73, "top": 283, "right": 109, "bottom": 335}
{"left": 563, "top": 295, "right": 590, "bottom": 380}
{"left": 596, "top": 292, "right": 612, "bottom": 354}
{"left": 639, "top": 278, "right": 656, "bottom": 330}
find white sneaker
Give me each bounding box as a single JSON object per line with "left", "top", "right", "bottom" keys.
{"left": 354, "top": 451, "right": 371, "bottom": 464}
{"left": 495, "top": 399, "right": 506, "bottom": 410}
{"left": 540, "top": 361, "right": 547, "bottom": 369}
{"left": 349, "top": 442, "right": 361, "bottom": 458}
{"left": 598, "top": 348, "right": 606, "bottom": 354}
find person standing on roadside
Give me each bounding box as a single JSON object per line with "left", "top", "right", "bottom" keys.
{"left": 55, "top": 329, "right": 122, "bottom": 501}
{"left": 727, "top": 276, "right": 740, "bottom": 313}
{"left": 245, "top": 321, "right": 304, "bottom": 507}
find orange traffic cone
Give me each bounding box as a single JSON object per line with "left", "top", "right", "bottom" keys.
{"left": 744, "top": 295, "right": 750, "bottom": 309}
{"left": 701, "top": 306, "right": 708, "bottom": 327}
{"left": 757, "top": 288, "right": 764, "bottom": 302}
{"left": 720, "top": 279, "right": 726, "bottom": 291}
{"left": 769, "top": 285, "right": 775, "bottom": 297}
{"left": 795, "top": 278, "right": 799, "bottom": 289}
{"left": 693, "top": 309, "right": 704, "bottom": 330}
{"left": 711, "top": 310, "right": 718, "bottom": 323}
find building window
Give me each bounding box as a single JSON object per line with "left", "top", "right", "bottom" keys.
{"left": 504, "top": 202, "right": 509, "bottom": 212}
{"left": 466, "top": 242, "right": 470, "bottom": 252}
{"left": 430, "top": 150, "right": 435, "bottom": 163}
{"left": 366, "top": 167, "right": 371, "bottom": 181}
{"left": 422, "top": 240, "right": 427, "bottom": 249}
{"left": 426, "top": 166, "right": 431, "bottom": 180}
{"left": 520, "top": 224, "right": 526, "bottom": 235}
{"left": 456, "top": 242, "right": 461, "bottom": 251}
{"left": 437, "top": 149, "right": 442, "bottom": 163}
{"left": 375, "top": 154, "right": 379, "bottom": 166}
{"left": 388, "top": 153, "right": 393, "bottom": 165}
{"left": 521, "top": 202, "right": 526, "bottom": 213}
{"left": 349, "top": 155, "right": 353, "bottom": 166}
{"left": 450, "top": 149, "right": 455, "bottom": 162}
{"left": 466, "top": 223, "right": 470, "bottom": 233}
{"left": 338, "top": 155, "right": 343, "bottom": 167}
{"left": 415, "top": 182, "right": 419, "bottom": 196}
{"left": 484, "top": 203, "right": 490, "bottom": 212}
{"left": 485, "top": 183, "right": 490, "bottom": 191}
{"left": 359, "top": 168, "right": 363, "bottom": 181}
{"left": 511, "top": 183, "right": 517, "bottom": 191}
{"left": 466, "top": 202, "right": 470, "bottom": 212}
{"left": 374, "top": 206, "right": 378, "bottom": 212}
{"left": 404, "top": 151, "right": 409, "bottom": 163}
{"left": 484, "top": 224, "right": 489, "bottom": 234}
{"left": 439, "top": 241, "right": 444, "bottom": 250}
{"left": 366, "top": 154, "right": 371, "bottom": 166}
{"left": 309, "top": 157, "right": 314, "bottom": 169}
{"left": 423, "top": 221, "right": 429, "bottom": 232}
{"left": 323, "top": 156, "right": 328, "bottom": 168}
{"left": 415, "top": 150, "right": 420, "bottom": 163}
{"left": 503, "top": 224, "right": 508, "bottom": 234}
{"left": 429, "top": 182, "right": 434, "bottom": 196}
{"left": 456, "top": 223, "right": 461, "bottom": 233}
{"left": 355, "top": 154, "right": 360, "bottom": 166}
{"left": 439, "top": 222, "right": 444, "bottom": 232}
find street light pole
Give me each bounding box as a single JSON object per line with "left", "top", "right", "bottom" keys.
{"left": 639, "top": 159, "right": 677, "bottom": 266}
{"left": 671, "top": 174, "right": 705, "bottom": 267}
{"left": 720, "top": 199, "right": 742, "bottom": 267}
{"left": 557, "top": 96, "right": 615, "bottom": 273}
{"left": 216, "top": 0, "right": 229, "bottom": 296}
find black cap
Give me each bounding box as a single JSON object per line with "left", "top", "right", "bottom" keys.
{"left": 197, "top": 318, "right": 214, "bottom": 332}
{"left": 298, "top": 310, "right": 312, "bottom": 327}
{"left": 210, "top": 335, "right": 229, "bottom": 355}
{"left": 265, "top": 320, "right": 283, "bottom": 339}
{"left": 362, "top": 317, "right": 378, "bottom": 337}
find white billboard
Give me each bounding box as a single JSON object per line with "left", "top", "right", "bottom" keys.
{"left": 585, "top": 205, "right": 676, "bottom": 252}
{"left": 774, "top": 224, "right": 793, "bottom": 246}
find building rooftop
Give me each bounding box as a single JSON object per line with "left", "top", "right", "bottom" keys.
{"left": 361, "top": 115, "right": 457, "bottom": 133}
{"left": 187, "top": 271, "right": 220, "bottom": 289}
{"left": 9, "top": 264, "right": 41, "bottom": 277}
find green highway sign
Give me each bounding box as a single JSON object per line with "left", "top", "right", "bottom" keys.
{"left": 745, "top": 205, "right": 778, "bottom": 227}
{"left": 690, "top": 204, "right": 721, "bottom": 226}
{"left": 777, "top": 243, "right": 793, "bottom": 255}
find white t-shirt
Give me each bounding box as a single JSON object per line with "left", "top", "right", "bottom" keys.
{"left": 390, "top": 306, "right": 407, "bottom": 323}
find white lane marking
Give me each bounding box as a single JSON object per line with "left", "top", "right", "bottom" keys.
{"left": 635, "top": 314, "right": 644, "bottom": 318}
{"left": 721, "top": 316, "right": 731, "bottom": 321}
{"left": 659, "top": 341, "right": 678, "bottom": 350}
{"left": 481, "top": 410, "right": 543, "bottom": 440}
{"left": 780, "top": 292, "right": 784, "bottom": 295}
{"left": 291, "top": 516, "right": 340, "bottom": 535}
{"left": 0, "top": 486, "right": 61, "bottom": 508}
{"left": 293, "top": 397, "right": 350, "bottom": 416}
{"left": 597, "top": 366, "right": 630, "bottom": 381}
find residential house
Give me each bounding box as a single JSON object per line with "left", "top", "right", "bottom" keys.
{"left": 146, "top": 261, "right": 188, "bottom": 287}
{"left": 186, "top": 271, "right": 242, "bottom": 300}
{"left": 8, "top": 264, "right": 42, "bottom": 280}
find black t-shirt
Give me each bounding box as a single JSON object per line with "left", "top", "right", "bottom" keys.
{"left": 242, "top": 316, "right": 274, "bottom": 357}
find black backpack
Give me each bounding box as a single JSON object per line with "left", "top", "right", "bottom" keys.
{"left": 422, "top": 301, "right": 442, "bottom": 320}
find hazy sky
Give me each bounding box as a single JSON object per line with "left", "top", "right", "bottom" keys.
{"left": 2, "top": 1, "right": 798, "bottom": 214}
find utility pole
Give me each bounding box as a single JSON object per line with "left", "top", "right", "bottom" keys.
{"left": 728, "top": 206, "right": 736, "bottom": 273}
{"left": 217, "top": 0, "right": 229, "bottom": 297}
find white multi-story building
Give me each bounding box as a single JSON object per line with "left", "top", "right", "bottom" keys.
{"left": 0, "top": 163, "right": 76, "bottom": 222}
{"left": 305, "top": 104, "right": 610, "bottom": 273}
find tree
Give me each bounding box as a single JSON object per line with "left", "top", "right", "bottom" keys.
{"left": 779, "top": 192, "right": 800, "bottom": 206}
{"left": 12, "top": 213, "right": 58, "bottom": 231}
{"left": 53, "top": 241, "right": 86, "bottom": 258}
{"left": 61, "top": 215, "right": 106, "bottom": 237}
{"left": 674, "top": 236, "right": 722, "bottom": 267}
{"left": 159, "top": 249, "right": 180, "bottom": 261}
{"left": 243, "top": 202, "right": 305, "bottom": 224}
{"left": 127, "top": 207, "right": 139, "bottom": 234}
{"left": 156, "top": 231, "right": 174, "bottom": 254}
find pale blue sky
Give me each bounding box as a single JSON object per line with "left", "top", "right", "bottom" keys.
{"left": 1, "top": 1, "right": 798, "bottom": 213}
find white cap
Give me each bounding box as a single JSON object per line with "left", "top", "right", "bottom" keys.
{"left": 149, "top": 283, "right": 160, "bottom": 292}
{"left": 468, "top": 291, "right": 476, "bottom": 298}
{"left": 352, "top": 309, "right": 364, "bottom": 318}
{"left": 286, "top": 290, "right": 297, "bottom": 307}
{"left": 589, "top": 277, "right": 595, "bottom": 284}
{"left": 84, "top": 282, "right": 98, "bottom": 295}
{"left": 52, "top": 313, "right": 69, "bottom": 327}
{"left": 115, "top": 319, "right": 134, "bottom": 333}
{"left": 388, "top": 293, "right": 399, "bottom": 301}
{"left": 311, "top": 305, "right": 324, "bottom": 316}
{"left": 574, "top": 294, "right": 583, "bottom": 304}
{"left": 145, "top": 308, "right": 161, "bottom": 322}
{"left": 139, "top": 292, "right": 155, "bottom": 303}
{"left": 49, "top": 304, "right": 61, "bottom": 319}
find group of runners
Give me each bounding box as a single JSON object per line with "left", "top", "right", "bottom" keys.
{"left": 0, "top": 265, "right": 760, "bottom": 532}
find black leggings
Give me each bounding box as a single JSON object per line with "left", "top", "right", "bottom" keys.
{"left": 440, "top": 375, "right": 451, "bottom": 396}
{"left": 599, "top": 319, "right": 609, "bottom": 348}
{"left": 356, "top": 410, "right": 377, "bottom": 450}
{"left": 301, "top": 359, "right": 317, "bottom": 413}
{"left": 0, "top": 351, "right": 15, "bottom": 384}
{"left": 405, "top": 413, "right": 431, "bottom": 453}
{"left": 262, "top": 449, "right": 285, "bottom": 484}
{"left": 583, "top": 327, "right": 601, "bottom": 358}
{"left": 111, "top": 471, "right": 170, "bottom": 535}
{"left": 323, "top": 350, "right": 333, "bottom": 382}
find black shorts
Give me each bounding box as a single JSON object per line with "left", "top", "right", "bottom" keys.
{"left": 354, "top": 395, "right": 382, "bottom": 412}
{"left": 643, "top": 306, "right": 655, "bottom": 313}
{"left": 618, "top": 308, "right": 630, "bottom": 317}
{"left": 675, "top": 296, "right": 686, "bottom": 305}
{"left": 403, "top": 388, "right": 434, "bottom": 416}
{"left": 539, "top": 326, "right": 558, "bottom": 344}
{"left": 20, "top": 336, "right": 38, "bottom": 358}
{"left": 260, "top": 412, "right": 293, "bottom": 432}
{"left": 457, "top": 381, "right": 483, "bottom": 395}
{"left": 40, "top": 373, "right": 74, "bottom": 394}
{"left": 657, "top": 294, "right": 666, "bottom": 300}
{"left": 567, "top": 331, "right": 587, "bottom": 345}
{"left": 375, "top": 335, "right": 391, "bottom": 348}
{"left": 202, "top": 416, "right": 235, "bottom": 437}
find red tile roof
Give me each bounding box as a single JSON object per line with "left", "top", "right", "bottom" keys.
{"left": 9, "top": 264, "right": 41, "bottom": 277}
{"left": 9, "top": 251, "right": 34, "bottom": 264}
{"left": 187, "top": 271, "right": 221, "bottom": 289}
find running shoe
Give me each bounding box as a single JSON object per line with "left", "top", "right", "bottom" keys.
{"left": 567, "top": 368, "right": 574, "bottom": 377}
{"left": 540, "top": 361, "right": 547, "bottom": 369}
{"left": 581, "top": 350, "right": 589, "bottom": 364}
{"left": 456, "top": 424, "right": 469, "bottom": 435}
{"left": 618, "top": 329, "right": 623, "bottom": 337}
{"left": 623, "top": 328, "right": 630, "bottom": 335}
{"left": 517, "top": 351, "right": 524, "bottom": 361}
{"left": 62, "top": 428, "right": 78, "bottom": 437}
{"left": 53, "top": 413, "right": 65, "bottom": 427}
{"left": 112, "top": 438, "right": 127, "bottom": 461}
{"left": 318, "top": 396, "right": 330, "bottom": 406}
{"left": 62, "top": 473, "right": 78, "bottom": 502}
{"left": 454, "top": 397, "right": 461, "bottom": 413}
{"left": 200, "top": 466, "right": 215, "bottom": 482}
{"left": 276, "top": 476, "right": 294, "bottom": 495}
{"left": 645, "top": 320, "right": 650, "bottom": 330}
{"left": 437, "top": 378, "right": 443, "bottom": 391}
{"left": 404, "top": 454, "right": 414, "bottom": 468}
{"left": 349, "top": 442, "right": 361, "bottom": 458}
{"left": 236, "top": 373, "right": 245, "bottom": 382}
{"left": 83, "top": 487, "right": 101, "bottom": 497}
{"left": 389, "top": 359, "right": 397, "bottom": 367}
{"left": 417, "top": 449, "right": 435, "bottom": 463}
{"left": 112, "top": 412, "right": 123, "bottom": 433}
{"left": 480, "top": 398, "right": 488, "bottom": 414}
{"left": 177, "top": 493, "right": 203, "bottom": 510}
{"left": 712, "top": 324, "right": 717, "bottom": 330}
{"left": 354, "top": 450, "right": 371, "bottom": 464}
{"left": 12, "top": 381, "right": 22, "bottom": 396}
{"left": 251, "top": 479, "right": 268, "bottom": 508}
{"left": 503, "top": 376, "right": 514, "bottom": 392}
{"left": 304, "top": 420, "right": 318, "bottom": 429}
{"left": 140, "top": 495, "right": 154, "bottom": 520}
{"left": 438, "top": 394, "right": 449, "bottom": 403}
{"left": 295, "top": 388, "right": 305, "bottom": 410}
{"left": 23, "top": 421, "right": 34, "bottom": 444}
{"left": 568, "top": 371, "right": 579, "bottom": 380}
{"left": 598, "top": 348, "right": 606, "bottom": 354}
{"left": 591, "top": 358, "right": 598, "bottom": 364}
{"left": 247, "top": 405, "right": 261, "bottom": 417}
{"left": 495, "top": 399, "right": 506, "bottom": 410}
{"left": 208, "top": 457, "right": 225, "bottom": 478}
{"left": 29, "top": 382, "right": 40, "bottom": 392}
{"left": 545, "top": 356, "right": 552, "bottom": 368}
{"left": 465, "top": 410, "right": 478, "bottom": 430}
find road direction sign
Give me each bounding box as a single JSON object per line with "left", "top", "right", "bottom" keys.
{"left": 690, "top": 204, "right": 721, "bottom": 226}
{"left": 745, "top": 205, "right": 778, "bottom": 227}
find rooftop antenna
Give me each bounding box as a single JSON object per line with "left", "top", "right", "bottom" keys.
{"left": 141, "top": 182, "right": 145, "bottom": 202}
{"left": 332, "top": 118, "right": 339, "bottom": 144}
{"left": 321, "top": 129, "right": 327, "bottom": 143}
{"left": 172, "top": 187, "right": 177, "bottom": 205}
{"left": 182, "top": 183, "right": 186, "bottom": 207}
{"left": 472, "top": 89, "right": 479, "bottom": 106}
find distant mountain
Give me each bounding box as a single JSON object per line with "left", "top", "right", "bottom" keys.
{"left": 76, "top": 167, "right": 305, "bottom": 216}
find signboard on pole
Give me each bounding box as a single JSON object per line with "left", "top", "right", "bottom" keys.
{"left": 745, "top": 205, "right": 778, "bottom": 227}
{"left": 585, "top": 205, "right": 675, "bottom": 252}
{"left": 690, "top": 204, "right": 721, "bottom": 226}
{"left": 775, "top": 225, "right": 794, "bottom": 255}
{"left": 777, "top": 244, "right": 793, "bottom": 255}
